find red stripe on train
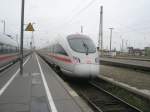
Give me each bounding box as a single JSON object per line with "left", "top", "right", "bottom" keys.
{"left": 0, "top": 55, "right": 16, "bottom": 61}
{"left": 48, "top": 53, "right": 72, "bottom": 63}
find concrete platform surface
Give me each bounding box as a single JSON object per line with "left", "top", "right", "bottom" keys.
{"left": 0, "top": 53, "right": 92, "bottom": 112}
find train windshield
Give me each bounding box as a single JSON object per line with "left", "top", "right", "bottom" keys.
{"left": 68, "top": 38, "right": 96, "bottom": 53}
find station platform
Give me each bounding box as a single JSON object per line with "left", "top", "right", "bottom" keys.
{"left": 0, "top": 53, "right": 93, "bottom": 112}
{"left": 100, "top": 57, "right": 150, "bottom": 71}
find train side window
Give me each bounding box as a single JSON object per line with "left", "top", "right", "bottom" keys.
{"left": 0, "top": 43, "right": 3, "bottom": 53}
{"left": 3, "top": 44, "right": 7, "bottom": 53}
{"left": 54, "top": 44, "right": 68, "bottom": 56}
{"left": 1, "top": 44, "right": 4, "bottom": 53}
{"left": 49, "top": 45, "right": 53, "bottom": 53}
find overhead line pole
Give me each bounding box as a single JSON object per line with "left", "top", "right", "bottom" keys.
{"left": 81, "top": 25, "right": 83, "bottom": 33}
{"left": 100, "top": 6, "right": 103, "bottom": 54}
{"left": 122, "top": 39, "right": 124, "bottom": 52}
{"left": 98, "top": 6, "right": 103, "bottom": 55}
{"left": 109, "top": 27, "right": 114, "bottom": 52}
{"left": 20, "top": 0, "right": 25, "bottom": 75}
{"left": 31, "top": 31, "right": 34, "bottom": 49}
{"left": 98, "top": 7, "right": 100, "bottom": 50}
{"left": 1, "top": 20, "right": 5, "bottom": 34}
{"left": 31, "top": 23, "right": 35, "bottom": 50}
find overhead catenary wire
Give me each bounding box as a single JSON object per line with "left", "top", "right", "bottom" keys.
{"left": 60, "top": 0, "right": 89, "bottom": 22}
{"left": 108, "top": 18, "right": 150, "bottom": 35}
{"left": 57, "top": 0, "right": 98, "bottom": 29}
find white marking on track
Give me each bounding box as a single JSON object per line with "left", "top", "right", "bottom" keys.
{"left": 36, "top": 54, "right": 58, "bottom": 112}
{"left": 0, "top": 56, "right": 30, "bottom": 96}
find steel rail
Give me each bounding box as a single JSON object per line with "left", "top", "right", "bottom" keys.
{"left": 0, "top": 62, "right": 14, "bottom": 73}
{"left": 74, "top": 81, "right": 142, "bottom": 112}
{"left": 90, "top": 81, "right": 143, "bottom": 112}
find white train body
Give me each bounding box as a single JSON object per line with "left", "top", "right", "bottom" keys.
{"left": 0, "top": 33, "right": 31, "bottom": 68}
{"left": 0, "top": 34, "right": 19, "bottom": 67}
{"left": 43, "top": 34, "right": 100, "bottom": 78}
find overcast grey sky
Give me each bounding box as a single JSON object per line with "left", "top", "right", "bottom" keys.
{"left": 0, "top": 0, "right": 150, "bottom": 50}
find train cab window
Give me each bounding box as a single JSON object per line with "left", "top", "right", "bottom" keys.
{"left": 68, "top": 37, "right": 96, "bottom": 53}
{"left": 54, "top": 44, "right": 68, "bottom": 56}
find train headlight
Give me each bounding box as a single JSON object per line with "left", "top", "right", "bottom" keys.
{"left": 73, "top": 56, "right": 80, "bottom": 63}
{"left": 95, "top": 57, "right": 100, "bottom": 63}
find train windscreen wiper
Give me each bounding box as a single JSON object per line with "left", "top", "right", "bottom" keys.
{"left": 82, "top": 41, "right": 89, "bottom": 55}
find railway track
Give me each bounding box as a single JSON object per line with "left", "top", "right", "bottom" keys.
{"left": 0, "top": 52, "right": 31, "bottom": 73}
{"left": 40, "top": 54, "right": 145, "bottom": 112}
{"left": 70, "top": 81, "right": 142, "bottom": 112}
{"left": 0, "top": 62, "right": 14, "bottom": 72}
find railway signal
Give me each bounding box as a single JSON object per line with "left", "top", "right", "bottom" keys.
{"left": 25, "top": 22, "right": 35, "bottom": 50}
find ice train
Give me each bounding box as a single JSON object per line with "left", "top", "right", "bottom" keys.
{"left": 0, "top": 33, "right": 30, "bottom": 69}
{"left": 40, "top": 34, "right": 100, "bottom": 79}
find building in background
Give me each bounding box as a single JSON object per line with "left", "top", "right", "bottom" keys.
{"left": 127, "top": 47, "right": 145, "bottom": 56}
{"left": 144, "top": 47, "right": 150, "bottom": 56}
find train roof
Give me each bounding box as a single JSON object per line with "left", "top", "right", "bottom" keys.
{"left": 47, "top": 33, "right": 92, "bottom": 44}
{"left": 0, "top": 33, "right": 17, "bottom": 46}
{"left": 67, "top": 34, "right": 90, "bottom": 39}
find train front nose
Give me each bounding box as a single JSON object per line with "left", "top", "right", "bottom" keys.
{"left": 73, "top": 64, "right": 100, "bottom": 78}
